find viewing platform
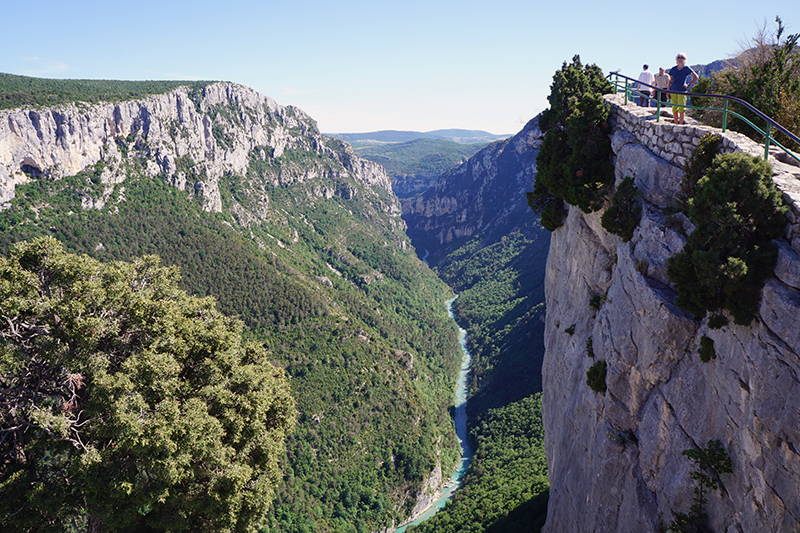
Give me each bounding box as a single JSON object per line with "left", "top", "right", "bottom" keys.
{"left": 605, "top": 92, "right": 800, "bottom": 253}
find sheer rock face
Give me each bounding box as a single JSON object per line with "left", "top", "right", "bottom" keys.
{"left": 542, "top": 95, "right": 800, "bottom": 533}
{"left": 401, "top": 115, "right": 544, "bottom": 264}
{"left": 0, "top": 82, "right": 395, "bottom": 214}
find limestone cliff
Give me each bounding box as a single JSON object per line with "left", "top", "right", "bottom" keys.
{"left": 542, "top": 94, "right": 800, "bottom": 532}
{"left": 402, "top": 116, "right": 543, "bottom": 264}
{"left": 0, "top": 82, "right": 395, "bottom": 214}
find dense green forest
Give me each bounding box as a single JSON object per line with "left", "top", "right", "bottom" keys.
{"left": 0, "top": 72, "right": 211, "bottom": 109}
{"left": 0, "top": 103, "right": 463, "bottom": 530}
{"left": 409, "top": 394, "right": 548, "bottom": 533}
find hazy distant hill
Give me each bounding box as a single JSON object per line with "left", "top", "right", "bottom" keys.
{"left": 354, "top": 137, "right": 488, "bottom": 197}
{"left": 690, "top": 57, "right": 738, "bottom": 78}
{"left": 329, "top": 128, "right": 510, "bottom": 146}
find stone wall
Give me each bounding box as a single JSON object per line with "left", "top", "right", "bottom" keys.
{"left": 541, "top": 93, "right": 800, "bottom": 533}
{"left": 607, "top": 93, "right": 800, "bottom": 252}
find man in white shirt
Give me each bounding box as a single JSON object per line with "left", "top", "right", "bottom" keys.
{"left": 636, "top": 64, "right": 655, "bottom": 107}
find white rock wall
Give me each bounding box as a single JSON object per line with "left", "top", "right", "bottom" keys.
{"left": 0, "top": 82, "right": 394, "bottom": 213}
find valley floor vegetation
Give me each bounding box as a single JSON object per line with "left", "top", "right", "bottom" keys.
{"left": 0, "top": 102, "right": 463, "bottom": 530}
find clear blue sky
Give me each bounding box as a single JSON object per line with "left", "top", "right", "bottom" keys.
{"left": 2, "top": 1, "right": 796, "bottom": 133}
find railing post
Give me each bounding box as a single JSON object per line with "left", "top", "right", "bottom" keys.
{"left": 656, "top": 91, "right": 661, "bottom": 121}
{"left": 624, "top": 80, "right": 629, "bottom": 105}
{"left": 764, "top": 123, "right": 771, "bottom": 160}
{"left": 721, "top": 100, "right": 729, "bottom": 132}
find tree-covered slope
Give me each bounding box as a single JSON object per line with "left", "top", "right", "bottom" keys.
{"left": 0, "top": 80, "right": 463, "bottom": 532}
{"left": 409, "top": 394, "right": 548, "bottom": 533}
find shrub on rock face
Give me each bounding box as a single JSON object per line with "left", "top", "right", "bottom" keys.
{"left": 0, "top": 238, "right": 296, "bottom": 533}
{"left": 668, "top": 152, "right": 787, "bottom": 324}
{"left": 529, "top": 55, "right": 614, "bottom": 227}
{"left": 527, "top": 179, "right": 567, "bottom": 231}
{"left": 586, "top": 360, "right": 607, "bottom": 393}
{"left": 699, "top": 335, "right": 717, "bottom": 362}
{"left": 683, "top": 134, "right": 723, "bottom": 201}
{"left": 601, "top": 177, "right": 642, "bottom": 242}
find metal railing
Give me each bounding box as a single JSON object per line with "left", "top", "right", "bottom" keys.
{"left": 607, "top": 72, "right": 800, "bottom": 165}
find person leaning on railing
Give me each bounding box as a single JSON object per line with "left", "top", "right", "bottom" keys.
{"left": 668, "top": 53, "right": 699, "bottom": 124}
{"left": 654, "top": 67, "right": 671, "bottom": 104}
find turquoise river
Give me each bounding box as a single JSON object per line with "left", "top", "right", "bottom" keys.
{"left": 394, "top": 297, "right": 474, "bottom": 532}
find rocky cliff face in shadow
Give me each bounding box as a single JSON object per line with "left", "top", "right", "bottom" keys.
{"left": 402, "top": 116, "right": 544, "bottom": 265}
{"left": 542, "top": 94, "right": 800, "bottom": 533}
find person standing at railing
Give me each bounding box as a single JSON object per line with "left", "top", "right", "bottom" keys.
{"left": 654, "top": 67, "right": 671, "bottom": 104}
{"left": 636, "top": 64, "right": 655, "bottom": 107}
{"left": 668, "top": 53, "right": 699, "bottom": 124}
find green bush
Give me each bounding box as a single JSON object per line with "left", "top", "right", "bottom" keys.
{"left": 529, "top": 56, "right": 614, "bottom": 227}
{"left": 589, "top": 292, "right": 607, "bottom": 311}
{"left": 527, "top": 185, "right": 567, "bottom": 231}
{"left": 667, "top": 152, "right": 787, "bottom": 324}
{"left": 699, "top": 336, "right": 717, "bottom": 362}
{"left": 669, "top": 440, "right": 733, "bottom": 532}
{"left": 707, "top": 314, "right": 728, "bottom": 329}
{"left": 586, "top": 337, "right": 595, "bottom": 358}
{"left": 683, "top": 135, "right": 723, "bottom": 201}
{"left": 601, "top": 177, "right": 641, "bottom": 241}
{"left": 586, "top": 360, "right": 607, "bottom": 393}
{"left": 0, "top": 238, "right": 296, "bottom": 532}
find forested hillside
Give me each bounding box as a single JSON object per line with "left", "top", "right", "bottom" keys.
{"left": 353, "top": 137, "right": 487, "bottom": 198}
{"left": 0, "top": 78, "right": 463, "bottom": 532}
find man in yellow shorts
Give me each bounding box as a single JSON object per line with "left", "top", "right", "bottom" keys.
{"left": 668, "top": 53, "right": 699, "bottom": 124}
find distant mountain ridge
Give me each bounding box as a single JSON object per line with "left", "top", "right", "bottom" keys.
{"left": 350, "top": 137, "right": 489, "bottom": 198}
{"left": 329, "top": 128, "right": 510, "bottom": 145}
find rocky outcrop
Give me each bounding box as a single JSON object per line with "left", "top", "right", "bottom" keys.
{"left": 542, "top": 94, "right": 800, "bottom": 533}
{"left": 0, "top": 83, "right": 394, "bottom": 213}
{"left": 402, "top": 116, "right": 543, "bottom": 264}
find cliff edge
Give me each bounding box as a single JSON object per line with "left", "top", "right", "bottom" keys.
{"left": 542, "top": 93, "right": 800, "bottom": 532}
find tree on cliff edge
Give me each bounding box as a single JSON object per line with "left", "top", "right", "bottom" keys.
{"left": 0, "top": 238, "right": 296, "bottom": 532}
{"left": 528, "top": 55, "right": 614, "bottom": 230}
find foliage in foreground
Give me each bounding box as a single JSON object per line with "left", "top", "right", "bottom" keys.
{"left": 528, "top": 55, "right": 614, "bottom": 229}
{"left": 0, "top": 72, "right": 211, "bottom": 110}
{"left": 682, "top": 135, "right": 723, "bottom": 201}
{"left": 667, "top": 152, "right": 786, "bottom": 324}
{"left": 409, "top": 394, "right": 549, "bottom": 533}
{"left": 0, "top": 238, "right": 295, "bottom": 533}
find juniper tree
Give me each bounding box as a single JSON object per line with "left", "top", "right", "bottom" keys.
{"left": 0, "top": 238, "right": 296, "bottom": 532}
